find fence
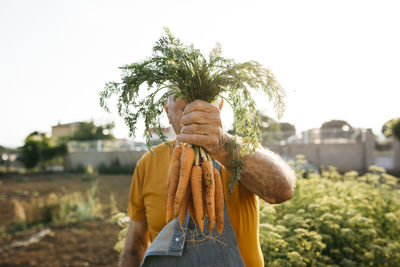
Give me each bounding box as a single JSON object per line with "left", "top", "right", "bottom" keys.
{"left": 267, "top": 128, "right": 399, "bottom": 174}
{"left": 67, "top": 139, "right": 147, "bottom": 153}
{"left": 262, "top": 128, "right": 367, "bottom": 146}
{"left": 66, "top": 139, "right": 148, "bottom": 171}
{"left": 65, "top": 130, "right": 400, "bottom": 175}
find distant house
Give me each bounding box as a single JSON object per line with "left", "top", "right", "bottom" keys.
{"left": 51, "top": 122, "right": 81, "bottom": 143}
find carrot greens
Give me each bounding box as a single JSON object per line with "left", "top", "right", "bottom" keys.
{"left": 99, "top": 28, "right": 286, "bottom": 194}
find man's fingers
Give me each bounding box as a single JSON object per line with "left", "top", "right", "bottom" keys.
{"left": 176, "top": 134, "right": 218, "bottom": 149}
{"left": 175, "top": 98, "right": 187, "bottom": 110}
{"left": 180, "top": 124, "right": 221, "bottom": 136}
{"left": 181, "top": 111, "right": 221, "bottom": 126}
{"left": 183, "top": 99, "right": 219, "bottom": 115}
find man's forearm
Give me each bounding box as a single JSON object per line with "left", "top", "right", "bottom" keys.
{"left": 121, "top": 220, "right": 150, "bottom": 267}
{"left": 213, "top": 133, "right": 296, "bottom": 204}
{"left": 121, "top": 246, "right": 147, "bottom": 267}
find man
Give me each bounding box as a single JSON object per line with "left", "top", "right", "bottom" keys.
{"left": 121, "top": 96, "right": 296, "bottom": 267}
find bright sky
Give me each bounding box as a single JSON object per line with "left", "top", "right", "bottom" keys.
{"left": 1, "top": 0, "right": 399, "bottom": 148}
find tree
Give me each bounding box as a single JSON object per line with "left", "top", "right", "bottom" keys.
{"left": 227, "top": 110, "right": 296, "bottom": 145}
{"left": 258, "top": 113, "right": 276, "bottom": 132}
{"left": 256, "top": 111, "right": 296, "bottom": 145}
{"left": 70, "top": 121, "right": 115, "bottom": 141}
{"left": 382, "top": 118, "right": 400, "bottom": 141}
{"left": 20, "top": 132, "right": 50, "bottom": 170}
{"left": 20, "top": 131, "right": 66, "bottom": 170}
{"left": 0, "top": 145, "right": 15, "bottom": 154}
{"left": 321, "top": 120, "right": 352, "bottom": 130}
{"left": 320, "top": 120, "right": 354, "bottom": 139}
{"left": 263, "top": 122, "right": 296, "bottom": 145}
{"left": 0, "top": 145, "right": 7, "bottom": 154}
{"left": 227, "top": 112, "right": 276, "bottom": 136}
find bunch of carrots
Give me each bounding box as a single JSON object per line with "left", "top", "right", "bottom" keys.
{"left": 166, "top": 143, "right": 224, "bottom": 236}
{"left": 101, "top": 28, "right": 286, "bottom": 235}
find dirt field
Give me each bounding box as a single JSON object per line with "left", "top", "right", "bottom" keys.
{"left": 0, "top": 173, "right": 133, "bottom": 267}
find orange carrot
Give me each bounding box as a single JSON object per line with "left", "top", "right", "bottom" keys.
{"left": 179, "top": 184, "right": 191, "bottom": 226}
{"left": 213, "top": 167, "right": 224, "bottom": 235}
{"left": 188, "top": 190, "right": 196, "bottom": 221}
{"left": 190, "top": 165, "right": 204, "bottom": 232}
{"left": 174, "top": 145, "right": 195, "bottom": 216}
{"left": 202, "top": 181, "right": 208, "bottom": 217}
{"left": 166, "top": 160, "right": 180, "bottom": 223}
{"left": 202, "top": 160, "right": 215, "bottom": 234}
{"left": 167, "top": 146, "right": 182, "bottom": 190}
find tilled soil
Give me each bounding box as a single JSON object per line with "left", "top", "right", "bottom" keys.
{"left": 0, "top": 220, "right": 120, "bottom": 267}
{"left": 0, "top": 174, "right": 133, "bottom": 266}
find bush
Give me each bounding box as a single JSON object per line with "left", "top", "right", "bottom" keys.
{"left": 110, "top": 157, "right": 400, "bottom": 266}
{"left": 260, "top": 161, "right": 400, "bottom": 266}
{"left": 18, "top": 177, "right": 29, "bottom": 183}
{"left": 98, "top": 159, "right": 135, "bottom": 174}
{"left": 111, "top": 212, "right": 130, "bottom": 253}
{"left": 11, "top": 181, "right": 104, "bottom": 229}
{"left": 69, "top": 164, "right": 86, "bottom": 174}
{"left": 80, "top": 165, "right": 98, "bottom": 182}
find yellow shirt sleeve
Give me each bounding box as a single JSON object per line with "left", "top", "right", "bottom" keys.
{"left": 127, "top": 158, "right": 146, "bottom": 221}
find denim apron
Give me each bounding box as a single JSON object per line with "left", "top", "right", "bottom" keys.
{"left": 141, "top": 162, "right": 245, "bottom": 267}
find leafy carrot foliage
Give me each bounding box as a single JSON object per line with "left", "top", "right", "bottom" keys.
{"left": 100, "top": 28, "right": 286, "bottom": 191}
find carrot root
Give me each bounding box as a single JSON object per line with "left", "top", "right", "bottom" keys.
{"left": 166, "top": 160, "right": 181, "bottom": 223}
{"left": 202, "top": 160, "right": 215, "bottom": 234}
{"left": 167, "top": 145, "right": 182, "bottom": 190}
{"left": 190, "top": 165, "right": 204, "bottom": 232}
{"left": 179, "top": 184, "right": 191, "bottom": 226}
{"left": 174, "top": 145, "right": 195, "bottom": 216}
{"left": 214, "top": 167, "right": 224, "bottom": 235}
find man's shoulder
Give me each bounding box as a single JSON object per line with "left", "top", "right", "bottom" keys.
{"left": 138, "top": 140, "right": 174, "bottom": 166}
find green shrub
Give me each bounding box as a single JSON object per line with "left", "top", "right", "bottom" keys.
{"left": 63, "top": 173, "right": 73, "bottom": 179}
{"left": 0, "top": 171, "right": 19, "bottom": 177}
{"left": 18, "top": 177, "right": 29, "bottom": 183}
{"left": 111, "top": 157, "right": 400, "bottom": 266}
{"left": 260, "top": 161, "right": 400, "bottom": 266}
{"left": 69, "top": 164, "right": 85, "bottom": 174}
{"left": 98, "top": 159, "right": 135, "bottom": 174}
{"left": 80, "top": 165, "right": 98, "bottom": 182}
{"left": 14, "top": 189, "right": 24, "bottom": 196}
{"left": 112, "top": 212, "right": 130, "bottom": 253}
{"left": 11, "top": 181, "right": 103, "bottom": 229}
{"left": 382, "top": 118, "right": 400, "bottom": 141}
{"left": 54, "top": 180, "right": 103, "bottom": 223}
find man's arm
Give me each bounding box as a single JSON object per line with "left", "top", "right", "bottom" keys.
{"left": 212, "top": 134, "right": 295, "bottom": 204}
{"left": 121, "top": 219, "right": 150, "bottom": 267}
{"left": 177, "top": 100, "right": 296, "bottom": 204}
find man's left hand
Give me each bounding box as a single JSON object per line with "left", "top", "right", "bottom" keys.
{"left": 176, "top": 99, "right": 225, "bottom": 155}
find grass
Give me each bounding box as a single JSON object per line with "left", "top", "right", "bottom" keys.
{"left": 10, "top": 180, "right": 104, "bottom": 231}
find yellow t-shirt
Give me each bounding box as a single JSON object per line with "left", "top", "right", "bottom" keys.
{"left": 128, "top": 141, "right": 264, "bottom": 267}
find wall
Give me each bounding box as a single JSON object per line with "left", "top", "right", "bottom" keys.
{"left": 271, "top": 142, "right": 365, "bottom": 173}
{"left": 269, "top": 129, "right": 375, "bottom": 173}
{"left": 66, "top": 151, "right": 146, "bottom": 171}
{"left": 65, "top": 129, "right": 400, "bottom": 175}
